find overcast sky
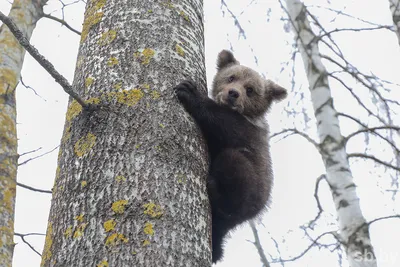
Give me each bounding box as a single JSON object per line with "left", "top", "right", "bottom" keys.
{"left": 1, "top": 0, "right": 399, "bottom": 266}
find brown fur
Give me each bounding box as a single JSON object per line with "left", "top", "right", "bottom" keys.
{"left": 174, "top": 50, "right": 287, "bottom": 263}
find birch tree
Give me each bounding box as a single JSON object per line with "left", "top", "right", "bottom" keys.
{"left": 0, "top": 1, "right": 48, "bottom": 266}
{"left": 285, "top": 0, "right": 376, "bottom": 266}
{"left": 389, "top": 0, "right": 400, "bottom": 45}
{"left": 39, "top": 0, "right": 210, "bottom": 266}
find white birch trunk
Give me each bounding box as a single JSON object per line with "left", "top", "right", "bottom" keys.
{"left": 0, "top": 1, "right": 47, "bottom": 266}
{"left": 286, "top": 1, "right": 377, "bottom": 267}
{"left": 41, "top": 0, "right": 210, "bottom": 266}
{"left": 389, "top": 0, "right": 400, "bottom": 45}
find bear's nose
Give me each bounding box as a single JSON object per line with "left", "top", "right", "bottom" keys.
{"left": 228, "top": 89, "right": 239, "bottom": 99}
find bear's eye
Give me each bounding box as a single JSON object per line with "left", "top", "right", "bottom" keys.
{"left": 228, "top": 76, "right": 235, "bottom": 83}
{"left": 246, "top": 87, "right": 254, "bottom": 96}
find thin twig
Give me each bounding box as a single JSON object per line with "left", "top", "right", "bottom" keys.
{"left": 19, "top": 147, "right": 43, "bottom": 157}
{"left": 348, "top": 153, "right": 400, "bottom": 172}
{"left": 16, "top": 182, "right": 52, "bottom": 194}
{"left": 42, "top": 13, "right": 81, "bottom": 35}
{"left": 18, "top": 145, "right": 60, "bottom": 166}
{"left": 270, "top": 128, "right": 320, "bottom": 149}
{"left": 0, "top": 11, "right": 88, "bottom": 109}
{"left": 14, "top": 232, "right": 45, "bottom": 256}
{"left": 249, "top": 220, "right": 270, "bottom": 267}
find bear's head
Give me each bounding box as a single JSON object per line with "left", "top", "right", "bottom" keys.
{"left": 212, "top": 50, "right": 287, "bottom": 119}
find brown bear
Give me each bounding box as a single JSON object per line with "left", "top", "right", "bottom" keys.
{"left": 175, "top": 50, "right": 287, "bottom": 263}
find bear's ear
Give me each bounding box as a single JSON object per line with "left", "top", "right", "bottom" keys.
{"left": 265, "top": 80, "right": 287, "bottom": 102}
{"left": 217, "top": 50, "right": 239, "bottom": 70}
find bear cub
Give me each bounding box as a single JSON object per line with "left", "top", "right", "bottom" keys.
{"left": 175, "top": 50, "right": 287, "bottom": 263}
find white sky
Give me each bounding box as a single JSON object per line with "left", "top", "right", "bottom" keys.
{"left": 0, "top": 0, "right": 399, "bottom": 266}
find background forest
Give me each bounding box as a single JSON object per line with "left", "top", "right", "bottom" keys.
{"left": 0, "top": 0, "right": 399, "bottom": 266}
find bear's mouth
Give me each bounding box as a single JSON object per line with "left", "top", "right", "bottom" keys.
{"left": 215, "top": 92, "right": 244, "bottom": 112}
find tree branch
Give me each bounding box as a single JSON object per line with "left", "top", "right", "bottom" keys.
{"left": 16, "top": 182, "right": 52, "bottom": 194}
{"left": 270, "top": 128, "right": 320, "bottom": 149}
{"left": 249, "top": 220, "right": 270, "bottom": 267}
{"left": 348, "top": 153, "right": 400, "bottom": 172}
{"left": 14, "top": 232, "right": 45, "bottom": 257}
{"left": 42, "top": 13, "right": 81, "bottom": 35}
{"left": 0, "top": 11, "right": 88, "bottom": 109}
{"left": 18, "top": 145, "right": 59, "bottom": 166}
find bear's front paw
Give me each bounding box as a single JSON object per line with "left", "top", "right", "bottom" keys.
{"left": 174, "top": 80, "right": 200, "bottom": 104}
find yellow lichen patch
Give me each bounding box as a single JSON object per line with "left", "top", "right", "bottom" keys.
{"left": 143, "top": 222, "right": 154, "bottom": 236}
{"left": 98, "top": 30, "right": 117, "bottom": 46}
{"left": 111, "top": 199, "right": 128, "bottom": 214}
{"left": 80, "top": 0, "right": 106, "bottom": 43}
{"left": 64, "top": 226, "right": 73, "bottom": 238}
{"left": 113, "top": 82, "right": 122, "bottom": 90}
{"left": 105, "top": 233, "right": 128, "bottom": 246}
{"left": 66, "top": 100, "right": 83, "bottom": 122}
{"left": 179, "top": 10, "right": 189, "bottom": 21}
{"left": 103, "top": 219, "right": 116, "bottom": 232}
{"left": 134, "top": 48, "right": 155, "bottom": 65}
{"left": 175, "top": 44, "right": 185, "bottom": 57}
{"left": 73, "top": 223, "right": 88, "bottom": 239}
{"left": 115, "top": 175, "right": 126, "bottom": 182}
{"left": 77, "top": 56, "right": 85, "bottom": 68}
{"left": 40, "top": 223, "right": 53, "bottom": 266}
{"left": 107, "top": 57, "right": 119, "bottom": 66}
{"left": 143, "top": 202, "right": 163, "bottom": 219}
{"left": 150, "top": 90, "right": 160, "bottom": 99}
{"left": 0, "top": 69, "right": 18, "bottom": 94}
{"left": 85, "top": 77, "right": 95, "bottom": 88}
{"left": 106, "top": 89, "right": 144, "bottom": 106}
{"left": 97, "top": 260, "right": 109, "bottom": 267}
{"left": 74, "top": 133, "right": 97, "bottom": 157}
{"left": 142, "top": 239, "right": 150, "bottom": 246}
{"left": 75, "top": 214, "right": 84, "bottom": 222}
{"left": 62, "top": 125, "right": 71, "bottom": 142}
{"left": 81, "top": 181, "right": 87, "bottom": 188}
{"left": 142, "top": 83, "right": 150, "bottom": 90}
{"left": 2, "top": 187, "right": 16, "bottom": 212}
{"left": 159, "top": 123, "right": 165, "bottom": 128}
{"left": 86, "top": 97, "right": 101, "bottom": 105}
{"left": 177, "top": 173, "right": 187, "bottom": 184}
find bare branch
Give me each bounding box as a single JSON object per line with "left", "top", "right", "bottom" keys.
{"left": 271, "top": 231, "right": 340, "bottom": 263}
{"left": 348, "top": 153, "right": 400, "bottom": 172}
{"left": 220, "top": 0, "right": 246, "bottom": 39}
{"left": 0, "top": 11, "right": 88, "bottom": 109}
{"left": 19, "top": 147, "right": 43, "bottom": 157}
{"left": 319, "top": 25, "right": 394, "bottom": 38}
{"left": 16, "top": 182, "right": 52, "bottom": 194}
{"left": 249, "top": 220, "right": 270, "bottom": 267}
{"left": 307, "top": 174, "right": 326, "bottom": 228}
{"left": 20, "top": 76, "right": 46, "bottom": 101}
{"left": 42, "top": 13, "right": 81, "bottom": 35}
{"left": 270, "top": 128, "right": 320, "bottom": 149}
{"left": 18, "top": 145, "right": 59, "bottom": 166}
{"left": 344, "top": 126, "right": 400, "bottom": 143}
{"left": 14, "top": 232, "right": 45, "bottom": 257}
{"left": 338, "top": 112, "right": 400, "bottom": 154}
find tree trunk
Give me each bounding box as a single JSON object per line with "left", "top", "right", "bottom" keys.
{"left": 286, "top": 1, "right": 377, "bottom": 267}
{"left": 41, "top": 0, "right": 210, "bottom": 266}
{"left": 0, "top": 1, "right": 47, "bottom": 266}
{"left": 389, "top": 0, "right": 400, "bottom": 45}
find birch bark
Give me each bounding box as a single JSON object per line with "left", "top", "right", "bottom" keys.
{"left": 41, "top": 0, "right": 210, "bottom": 266}
{"left": 0, "top": 1, "right": 47, "bottom": 266}
{"left": 389, "top": 0, "right": 400, "bottom": 45}
{"left": 286, "top": 1, "right": 377, "bottom": 266}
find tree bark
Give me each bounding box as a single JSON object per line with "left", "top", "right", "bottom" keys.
{"left": 0, "top": 1, "right": 47, "bottom": 266}
{"left": 41, "top": 0, "right": 210, "bottom": 266}
{"left": 286, "top": 1, "right": 377, "bottom": 267}
{"left": 389, "top": 0, "right": 400, "bottom": 45}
